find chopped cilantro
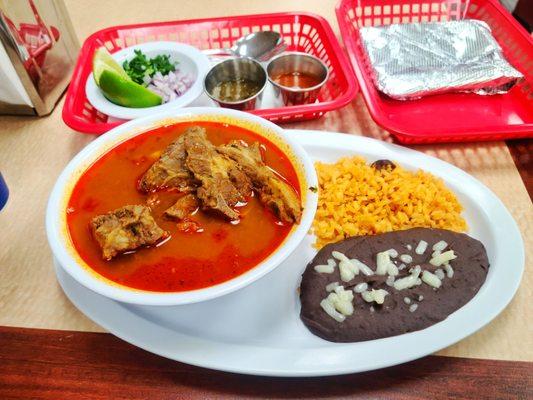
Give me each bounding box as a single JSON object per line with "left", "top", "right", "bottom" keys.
{"left": 309, "top": 186, "right": 318, "bottom": 193}
{"left": 122, "top": 49, "right": 177, "bottom": 85}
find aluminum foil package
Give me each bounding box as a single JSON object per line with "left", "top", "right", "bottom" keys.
{"left": 360, "top": 20, "right": 523, "bottom": 100}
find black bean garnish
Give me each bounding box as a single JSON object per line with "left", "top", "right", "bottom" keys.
{"left": 371, "top": 159, "right": 396, "bottom": 171}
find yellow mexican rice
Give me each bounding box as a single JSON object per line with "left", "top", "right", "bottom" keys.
{"left": 313, "top": 157, "right": 467, "bottom": 248}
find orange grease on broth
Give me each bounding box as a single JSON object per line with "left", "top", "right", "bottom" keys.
{"left": 66, "top": 121, "right": 300, "bottom": 292}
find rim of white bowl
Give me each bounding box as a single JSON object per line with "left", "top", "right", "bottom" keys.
{"left": 46, "top": 108, "right": 318, "bottom": 306}
{"left": 85, "top": 42, "right": 211, "bottom": 120}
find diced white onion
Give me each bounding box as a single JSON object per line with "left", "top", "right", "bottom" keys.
{"left": 354, "top": 282, "right": 368, "bottom": 293}
{"left": 444, "top": 263, "right": 454, "bottom": 278}
{"left": 361, "top": 291, "right": 374, "bottom": 303}
{"left": 352, "top": 259, "right": 374, "bottom": 276}
{"left": 335, "top": 301, "right": 354, "bottom": 316}
{"left": 320, "top": 285, "right": 356, "bottom": 322}
{"left": 315, "top": 264, "right": 333, "bottom": 273}
{"left": 320, "top": 299, "right": 345, "bottom": 322}
{"left": 332, "top": 251, "right": 349, "bottom": 262}
{"left": 429, "top": 250, "right": 457, "bottom": 266}
{"left": 422, "top": 270, "right": 442, "bottom": 288}
{"left": 434, "top": 268, "right": 445, "bottom": 280}
{"left": 329, "top": 295, "right": 353, "bottom": 316}
{"left": 314, "top": 258, "right": 336, "bottom": 273}
{"left": 432, "top": 240, "right": 448, "bottom": 252}
{"left": 376, "top": 251, "right": 398, "bottom": 276}
{"left": 373, "top": 289, "right": 389, "bottom": 304}
{"left": 410, "top": 265, "right": 422, "bottom": 275}
{"left": 394, "top": 266, "right": 422, "bottom": 290}
{"left": 315, "top": 265, "right": 333, "bottom": 273}
{"left": 404, "top": 297, "right": 411, "bottom": 304}
{"left": 332, "top": 252, "right": 360, "bottom": 282}
{"left": 409, "top": 304, "right": 418, "bottom": 312}
{"left": 387, "top": 248, "right": 398, "bottom": 258}
{"left": 325, "top": 282, "right": 340, "bottom": 292}
{"left": 330, "top": 287, "right": 355, "bottom": 315}
{"left": 415, "top": 240, "right": 428, "bottom": 255}
{"left": 400, "top": 254, "right": 413, "bottom": 263}
{"left": 339, "top": 259, "right": 359, "bottom": 282}
{"left": 387, "top": 263, "right": 399, "bottom": 276}
{"left": 361, "top": 289, "right": 388, "bottom": 304}
{"left": 334, "top": 285, "right": 354, "bottom": 299}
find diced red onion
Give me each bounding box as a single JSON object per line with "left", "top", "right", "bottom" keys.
{"left": 146, "top": 70, "right": 194, "bottom": 104}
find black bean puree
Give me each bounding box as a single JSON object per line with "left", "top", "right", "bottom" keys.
{"left": 300, "top": 228, "right": 489, "bottom": 342}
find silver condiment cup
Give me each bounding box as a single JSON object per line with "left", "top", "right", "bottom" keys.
{"left": 204, "top": 58, "right": 267, "bottom": 111}
{"left": 266, "top": 52, "right": 329, "bottom": 106}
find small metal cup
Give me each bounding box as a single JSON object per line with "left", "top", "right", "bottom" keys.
{"left": 266, "top": 52, "right": 329, "bottom": 106}
{"left": 204, "top": 58, "right": 267, "bottom": 111}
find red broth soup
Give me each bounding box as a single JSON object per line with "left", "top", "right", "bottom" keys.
{"left": 66, "top": 121, "right": 300, "bottom": 292}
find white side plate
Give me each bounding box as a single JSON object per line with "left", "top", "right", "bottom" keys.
{"left": 86, "top": 42, "right": 211, "bottom": 120}
{"left": 55, "top": 130, "right": 524, "bottom": 377}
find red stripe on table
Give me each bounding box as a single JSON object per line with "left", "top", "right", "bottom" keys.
{"left": 0, "top": 326, "right": 531, "bottom": 399}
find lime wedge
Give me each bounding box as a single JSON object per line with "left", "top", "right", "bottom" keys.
{"left": 92, "top": 47, "right": 130, "bottom": 85}
{"left": 98, "top": 69, "right": 162, "bottom": 108}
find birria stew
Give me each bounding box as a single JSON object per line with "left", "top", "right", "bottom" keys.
{"left": 66, "top": 121, "right": 302, "bottom": 292}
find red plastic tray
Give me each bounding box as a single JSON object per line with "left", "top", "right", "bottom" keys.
{"left": 62, "top": 12, "right": 358, "bottom": 135}
{"left": 336, "top": 0, "right": 533, "bottom": 144}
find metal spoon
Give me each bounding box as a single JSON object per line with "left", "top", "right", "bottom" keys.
{"left": 203, "top": 31, "right": 287, "bottom": 62}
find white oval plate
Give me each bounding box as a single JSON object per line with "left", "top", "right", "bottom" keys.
{"left": 55, "top": 130, "right": 524, "bottom": 377}
{"left": 86, "top": 42, "right": 211, "bottom": 120}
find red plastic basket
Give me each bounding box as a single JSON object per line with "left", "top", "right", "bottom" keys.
{"left": 62, "top": 12, "right": 358, "bottom": 135}
{"left": 336, "top": 0, "right": 533, "bottom": 144}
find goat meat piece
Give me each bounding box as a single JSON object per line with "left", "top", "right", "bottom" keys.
{"left": 90, "top": 205, "right": 167, "bottom": 260}
{"left": 183, "top": 127, "right": 251, "bottom": 220}
{"left": 219, "top": 141, "right": 302, "bottom": 223}
{"left": 139, "top": 136, "right": 195, "bottom": 193}
{"left": 164, "top": 194, "right": 199, "bottom": 220}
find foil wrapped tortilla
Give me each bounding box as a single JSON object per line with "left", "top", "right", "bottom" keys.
{"left": 360, "top": 20, "right": 523, "bottom": 100}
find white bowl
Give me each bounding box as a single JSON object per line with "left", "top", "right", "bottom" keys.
{"left": 47, "top": 108, "right": 318, "bottom": 306}
{"left": 85, "top": 42, "right": 211, "bottom": 120}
